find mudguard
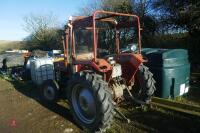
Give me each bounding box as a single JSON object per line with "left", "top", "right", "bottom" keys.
{"left": 117, "top": 53, "right": 146, "bottom": 84}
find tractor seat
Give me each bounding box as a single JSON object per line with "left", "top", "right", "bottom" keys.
{"left": 76, "top": 52, "right": 94, "bottom": 60}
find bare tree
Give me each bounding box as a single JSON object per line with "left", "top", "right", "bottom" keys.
{"left": 23, "top": 13, "right": 62, "bottom": 50}
{"left": 78, "top": 0, "right": 102, "bottom": 16}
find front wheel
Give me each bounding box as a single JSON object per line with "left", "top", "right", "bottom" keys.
{"left": 67, "top": 72, "right": 114, "bottom": 132}
{"left": 41, "top": 79, "right": 59, "bottom": 103}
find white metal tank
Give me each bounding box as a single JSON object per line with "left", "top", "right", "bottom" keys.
{"left": 30, "top": 57, "right": 54, "bottom": 85}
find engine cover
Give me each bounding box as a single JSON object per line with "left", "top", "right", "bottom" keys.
{"left": 112, "top": 64, "right": 122, "bottom": 78}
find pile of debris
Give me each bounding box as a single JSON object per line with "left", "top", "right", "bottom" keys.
{"left": 0, "top": 52, "right": 26, "bottom": 80}
{"left": 0, "top": 53, "right": 25, "bottom": 67}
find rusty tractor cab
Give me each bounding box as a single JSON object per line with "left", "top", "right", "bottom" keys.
{"left": 42, "top": 10, "right": 156, "bottom": 132}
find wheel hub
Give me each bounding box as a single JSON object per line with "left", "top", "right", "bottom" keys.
{"left": 44, "top": 86, "right": 55, "bottom": 100}
{"left": 72, "top": 85, "right": 96, "bottom": 124}
{"left": 79, "top": 89, "right": 95, "bottom": 114}
{"left": 79, "top": 96, "right": 89, "bottom": 111}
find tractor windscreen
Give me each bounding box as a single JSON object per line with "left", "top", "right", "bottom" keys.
{"left": 97, "top": 27, "right": 138, "bottom": 55}
{"left": 74, "top": 29, "right": 93, "bottom": 54}
{"left": 71, "top": 13, "right": 140, "bottom": 59}
{"left": 96, "top": 15, "right": 139, "bottom": 57}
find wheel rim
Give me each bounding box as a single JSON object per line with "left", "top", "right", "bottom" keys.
{"left": 72, "top": 84, "right": 96, "bottom": 124}
{"left": 44, "top": 86, "right": 55, "bottom": 101}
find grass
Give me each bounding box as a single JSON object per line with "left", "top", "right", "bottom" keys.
{"left": 0, "top": 40, "right": 25, "bottom": 53}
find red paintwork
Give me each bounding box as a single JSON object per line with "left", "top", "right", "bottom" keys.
{"left": 73, "top": 59, "right": 112, "bottom": 73}
{"left": 63, "top": 10, "right": 144, "bottom": 85}
{"left": 64, "top": 29, "right": 69, "bottom": 66}
{"left": 117, "top": 53, "right": 145, "bottom": 84}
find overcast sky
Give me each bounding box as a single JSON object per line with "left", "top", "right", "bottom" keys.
{"left": 0, "top": 0, "right": 90, "bottom": 41}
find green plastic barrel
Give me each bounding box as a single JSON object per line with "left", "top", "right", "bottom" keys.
{"left": 142, "top": 48, "right": 190, "bottom": 98}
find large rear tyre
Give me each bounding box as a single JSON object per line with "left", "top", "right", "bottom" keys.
{"left": 67, "top": 72, "right": 114, "bottom": 132}
{"left": 133, "top": 64, "right": 156, "bottom": 103}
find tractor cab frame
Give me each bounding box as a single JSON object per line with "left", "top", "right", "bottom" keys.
{"left": 63, "top": 10, "right": 145, "bottom": 85}
{"left": 43, "top": 10, "right": 156, "bottom": 132}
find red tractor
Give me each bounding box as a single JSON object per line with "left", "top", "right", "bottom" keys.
{"left": 41, "top": 10, "right": 156, "bottom": 132}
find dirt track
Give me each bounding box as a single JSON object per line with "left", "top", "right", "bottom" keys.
{"left": 1, "top": 77, "right": 200, "bottom": 133}
{"left": 0, "top": 78, "right": 80, "bottom": 133}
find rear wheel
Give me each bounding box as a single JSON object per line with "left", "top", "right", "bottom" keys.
{"left": 67, "top": 72, "right": 114, "bottom": 132}
{"left": 133, "top": 64, "right": 156, "bottom": 103}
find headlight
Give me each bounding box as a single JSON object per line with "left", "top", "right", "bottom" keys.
{"left": 112, "top": 64, "right": 122, "bottom": 78}
{"left": 130, "top": 45, "right": 137, "bottom": 51}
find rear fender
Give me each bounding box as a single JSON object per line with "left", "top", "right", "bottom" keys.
{"left": 73, "top": 59, "right": 112, "bottom": 73}
{"left": 72, "top": 59, "right": 112, "bottom": 82}
{"left": 118, "top": 53, "right": 146, "bottom": 85}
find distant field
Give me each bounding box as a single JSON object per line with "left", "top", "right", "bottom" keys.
{"left": 0, "top": 40, "right": 25, "bottom": 53}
